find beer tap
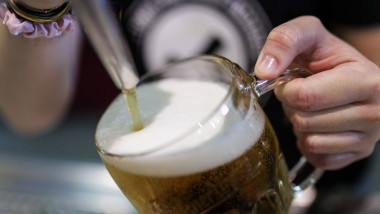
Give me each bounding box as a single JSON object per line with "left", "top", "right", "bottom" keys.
{"left": 72, "top": 0, "right": 139, "bottom": 90}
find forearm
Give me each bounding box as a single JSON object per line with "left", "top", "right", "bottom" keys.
{"left": 0, "top": 7, "right": 82, "bottom": 135}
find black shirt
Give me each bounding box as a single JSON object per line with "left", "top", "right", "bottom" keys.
{"left": 258, "top": 0, "right": 380, "bottom": 27}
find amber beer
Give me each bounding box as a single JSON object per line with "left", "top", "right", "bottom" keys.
{"left": 96, "top": 77, "right": 293, "bottom": 214}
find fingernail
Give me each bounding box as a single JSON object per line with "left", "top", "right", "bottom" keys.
{"left": 258, "top": 55, "right": 277, "bottom": 73}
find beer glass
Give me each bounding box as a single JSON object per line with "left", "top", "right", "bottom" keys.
{"left": 95, "top": 55, "right": 323, "bottom": 214}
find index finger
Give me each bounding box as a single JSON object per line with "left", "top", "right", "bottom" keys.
{"left": 254, "top": 16, "right": 363, "bottom": 81}
{"left": 275, "top": 63, "right": 375, "bottom": 111}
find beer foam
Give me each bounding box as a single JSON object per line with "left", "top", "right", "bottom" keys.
{"left": 96, "top": 78, "right": 265, "bottom": 176}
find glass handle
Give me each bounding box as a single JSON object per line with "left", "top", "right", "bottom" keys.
{"left": 253, "top": 68, "right": 310, "bottom": 97}
{"left": 288, "top": 157, "right": 324, "bottom": 195}
{"left": 252, "top": 68, "right": 324, "bottom": 194}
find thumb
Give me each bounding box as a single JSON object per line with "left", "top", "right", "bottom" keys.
{"left": 254, "top": 16, "right": 330, "bottom": 80}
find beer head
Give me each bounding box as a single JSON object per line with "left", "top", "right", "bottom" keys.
{"left": 96, "top": 77, "right": 265, "bottom": 177}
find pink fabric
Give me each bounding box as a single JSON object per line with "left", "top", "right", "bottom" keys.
{"left": 0, "top": 3, "right": 76, "bottom": 38}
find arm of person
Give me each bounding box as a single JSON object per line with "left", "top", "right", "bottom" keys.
{"left": 254, "top": 16, "right": 380, "bottom": 170}
{"left": 0, "top": 0, "right": 83, "bottom": 136}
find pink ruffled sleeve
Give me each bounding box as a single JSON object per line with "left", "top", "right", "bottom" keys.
{"left": 0, "top": 3, "right": 76, "bottom": 38}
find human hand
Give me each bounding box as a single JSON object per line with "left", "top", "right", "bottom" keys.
{"left": 254, "top": 16, "right": 380, "bottom": 170}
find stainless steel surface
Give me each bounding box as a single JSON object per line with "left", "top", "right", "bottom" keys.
{"left": 0, "top": 113, "right": 137, "bottom": 214}
{"left": 0, "top": 154, "right": 137, "bottom": 214}
{"left": 73, "top": 0, "right": 139, "bottom": 90}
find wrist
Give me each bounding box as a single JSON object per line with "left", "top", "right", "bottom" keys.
{"left": 0, "top": 1, "right": 77, "bottom": 38}
{"left": 6, "top": 0, "right": 72, "bottom": 23}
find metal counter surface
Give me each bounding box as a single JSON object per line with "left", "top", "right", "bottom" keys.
{"left": 0, "top": 112, "right": 137, "bottom": 213}
{"left": 0, "top": 154, "right": 137, "bottom": 214}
